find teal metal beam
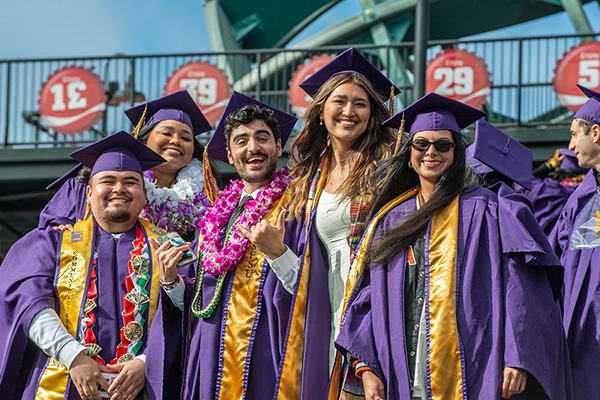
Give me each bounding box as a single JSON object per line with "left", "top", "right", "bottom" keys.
{"left": 204, "top": 0, "right": 252, "bottom": 82}
{"left": 560, "top": 0, "right": 593, "bottom": 35}
{"left": 359, "top": 0, "right": 412, "bottom": 95}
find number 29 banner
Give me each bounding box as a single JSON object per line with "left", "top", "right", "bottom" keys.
{"left": 426, "top": 49, "right": 491, "bottom": 111}
{"left": 164, "top": 61, "right": 231, "bottom": 126}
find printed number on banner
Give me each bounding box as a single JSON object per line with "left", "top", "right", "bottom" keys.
{"left": 180, "top": 78, "right": 217, "bottom": 105}
{"left": 434, "top": 66, "right": 473, "bottom": 96}
{"left": 578, "top": 60, "right": 599, "bottom": 89}
{"left": 50, "top": 81, "right": 87, "bottom": 111}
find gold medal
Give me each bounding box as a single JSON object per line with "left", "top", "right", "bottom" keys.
{"left": 83, "top": 299, "right": 96, "bottom": 314}
{"left": 132, "top": 255, "right": 149, "bottom": 275}
{"left": 118, "top": 353, "right": 134, "bottom": 363}
{"left": 123, "top": 321, "right": 144, "bottom": 342}
{"left": 85, "top": 343, "right": 102, "bottom": 358}
{"left": 125, "top": 291, "right": 150, "bottom": 306}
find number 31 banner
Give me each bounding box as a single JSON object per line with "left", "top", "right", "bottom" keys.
{"left": 554, "top": 42, "right": 600, "bottom": 112}
{"left": 426, "top": 49, "right": 491, "bottom": 111}
{"left": 39, "top": 66, "right": 107, "bottom": 136}
{"left": 164, "top": 61, "right": 231, "bottom": 126}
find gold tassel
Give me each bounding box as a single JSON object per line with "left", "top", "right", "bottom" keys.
{"left": 132, "top": 104, "right": 148, "bottom": 139}
{"left": 389, "top": 84, "right": 395, "bottom": 116}
{"left": 392, "top": 117, "right": 405, "bottom": 156}
{"left": 202, "top": 146, "right": 220, "bottom": 206}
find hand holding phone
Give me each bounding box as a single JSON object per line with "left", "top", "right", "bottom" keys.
{"left": 156, "top": 232, "right": 197, "bottom": 268}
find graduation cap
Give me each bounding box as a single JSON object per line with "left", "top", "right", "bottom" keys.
{"left": 558, "top": 148, "right": 588, "bottom": 174}
{"left": 573, "top": 84, "right": 600, "bottom": 126}
{"left": 45, "top": 163, "right": 83, "bottom": 190}
{"left": 384, "top": 93, "right": 486, "bottom": 136}
{"left": 466, "top": 120, "right": 532, "bottom": 190}
{"left": 70, "top": 130, "right": 165, "bottom": 177}
{"left": 206, "top": 91, "right": 298, "bottom": 163}
{"left": 299, "top": 47, "right": 400, "bottom": 99}
{"left": 124, "top": 90, "right": 212, "bottom": 137}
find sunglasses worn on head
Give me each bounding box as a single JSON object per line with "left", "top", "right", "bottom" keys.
{"left": 411, "top": 139, "right": 456, "bottom": 153}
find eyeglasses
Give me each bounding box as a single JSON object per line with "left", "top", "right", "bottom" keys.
{"left": 410, "top": 139, "right": 456, "bottom": 153}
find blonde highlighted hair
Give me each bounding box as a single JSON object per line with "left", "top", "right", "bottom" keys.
{"left": 287, "top": 72, "right": 395, "bottom": 221}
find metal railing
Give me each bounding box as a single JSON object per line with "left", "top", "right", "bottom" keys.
{"left": 1, "top": 33, "right": 599, "bottom": 149}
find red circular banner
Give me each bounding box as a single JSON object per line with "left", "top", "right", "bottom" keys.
{"left": 426, "top": 49, "right": 491, "bottom": 110}
{"left": 553, "top": 41, "right": 600, "bottom": 112}
{"left": 39, "top": 66, "right": 107, "bottom": 136}
{"left": 288, "top": 54, "right": 335, "bottom": 118}
{"left": 164, "top": 61, "right": 231, "bottom": 125}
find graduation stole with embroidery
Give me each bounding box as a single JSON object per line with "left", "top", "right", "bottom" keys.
{"left": 35, "top": 216, "right": 162, "bottom": 400}
{"left": 327, "top": 189, "right": 465, "bottom": 400}
{"left": 191, "top": 193, "right": 292, "bottom": 400}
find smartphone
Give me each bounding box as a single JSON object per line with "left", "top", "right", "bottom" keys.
{"left": 156, "top": 232, "right": 197, "bottom": 268}
{"left": 98, "top": 372, "right": 118, "bottom": 399}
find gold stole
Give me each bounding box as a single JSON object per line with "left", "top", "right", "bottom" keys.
{"left": 276, "top": 161, "right": 329, "bottom": 400}
{"left": 35, "top": 216, "right": 162, "bottom": 400}
{"left": 217, "top": 193, "right": 292, "bottom": 400}
{"left": 327, "top": 190, "right": 464, "bottom": 400}
{"left": 327, "top": 187, "right": 419, "bottom": 400}
{"left": 427, "top": 194, "right": 463, "bottom": 399}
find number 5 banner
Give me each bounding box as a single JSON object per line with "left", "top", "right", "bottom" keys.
{"left": 426, "top": 49, "right": 491, "bottom": 110}
{"left": 554, "top": 42, "right": 600, "bottom": 112}
{"left": 39, "top": 66, "right": 107, "bottom": 136}
{"left": 164, "top": 61, "right": 231, "bottom": 126}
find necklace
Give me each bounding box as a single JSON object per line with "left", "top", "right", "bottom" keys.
{"left": 191, "top": 167, "right": 291, "bottom": 318}
{"left": 79, "top": 223, "right": 151, "bottom": 364}
{"left": 142, "top": 159, "right": 209, "bottom": 236}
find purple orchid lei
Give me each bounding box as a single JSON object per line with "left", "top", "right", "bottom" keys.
{"left": 141, "top": 159, "right": 209, "bottom": 237}
{"left": 198, "top": 167, "right": 291, "bottom": 276}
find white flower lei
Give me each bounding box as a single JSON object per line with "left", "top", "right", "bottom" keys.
{"left": 142, "top": 158, "right": 209, "bottom": 236}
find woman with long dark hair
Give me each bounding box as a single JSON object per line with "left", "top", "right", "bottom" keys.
{"left": 332, "top": 93, "right": 571, "bottom": 400}
{"left": 275, "top": 48, "right": 398, "bottom": 399}
{"left": 38, "top": 90, "right": 213, "bottom": 241}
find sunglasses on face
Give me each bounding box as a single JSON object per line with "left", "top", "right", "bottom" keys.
{"left": 410, "top": 139, "right": 456, "bottom": 153}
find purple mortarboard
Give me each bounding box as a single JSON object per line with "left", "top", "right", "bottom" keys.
{"left": 573, "top": 84, "right": 600, "bottom": 126}
{"left": 124, "top": 90, "right": 212, "bottom": 137}
{"left": 45, "top": 163, "right": 82, "bottom": 190}
{"left": 383, "top": 93, "right": 486, "bottom": 136}
{"left": 558, "top": 148, "right": 588, "bottom": 174}
{"left": 70, "top": 131, "right": 165, "bottom": 177}
{"left": 299, "top": 47, "right": 400, "bottom": 99}
{"left": 467, "top": 120, "right": 532, "bottom": 190}
{"left": 206, "top": 91, "right": 298, "bottom": 163}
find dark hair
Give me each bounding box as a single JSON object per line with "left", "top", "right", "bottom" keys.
{"left": 367, "top": 131, "right": 467, "bottom": 265}
{"left": 136, "top": 121, "right": 205, "bottom": 160}
{"left": 549, "top": 168, "right": 586, "bottom": 181}
{"left": 287, "top": 72, "right": 394, "bottom": 221}
{"left": 576, "top": 118, "right": 595, "bottom": 135}
{"left": 224, "top": 104, "right": 281, "bottom": 147}
{"left": 76, "top": 166, "right": 91, "bottom": 184}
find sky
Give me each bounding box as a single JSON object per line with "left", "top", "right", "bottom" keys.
{"left": 3, "top": 0, "right": 599, "bottom": 60}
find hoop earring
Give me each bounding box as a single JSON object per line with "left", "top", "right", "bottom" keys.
{"left": 408, "top": 161, "right": 413, "bottom": 168}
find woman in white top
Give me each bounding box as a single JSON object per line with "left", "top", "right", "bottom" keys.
{"left": 278, "top": 47, "right": 398, "bottom": 399}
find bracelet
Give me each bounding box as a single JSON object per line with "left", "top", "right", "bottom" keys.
{"left": 160, "top": 276, "right": 180, "bottom": 290}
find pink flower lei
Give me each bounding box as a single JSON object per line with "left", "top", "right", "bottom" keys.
{"left": 198, "top": 167, "right": 291, "bottom": 276}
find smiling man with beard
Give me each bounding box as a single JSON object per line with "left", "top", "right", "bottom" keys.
{"left": 0, "top": 131, "right": 172, "bottom": 400}
{"left": 146, "top": 91, "right": 303, "bottom": 400}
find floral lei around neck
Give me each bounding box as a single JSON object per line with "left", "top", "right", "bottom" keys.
{"left": 197, "top": 167, "right": 291, "bottom": 277}
{"left": 142, "top": 159, "right": 210, "bottom": 237}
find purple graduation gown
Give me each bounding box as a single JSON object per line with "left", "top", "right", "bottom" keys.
{"left": 549, "top": 170, "right": 600, "bottom": 399}
{"left": 336, "top": 185, "right": 571, "bottom": 400}
{"left": 39, "top": 178, "right": 88, "bottom": 229}
{"left": 0, "top": 220, "right": 167, "bottom": 400}
{"left": 525, "top": 176, "right": 575, "bottom": 236}
{"left": 146, "top": 208, "right": 303, "bottom": 399}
